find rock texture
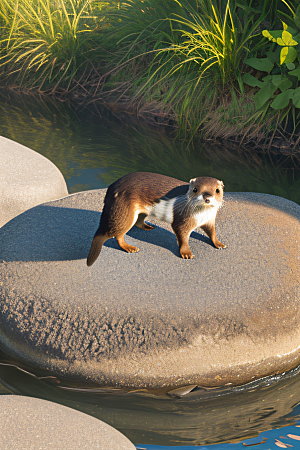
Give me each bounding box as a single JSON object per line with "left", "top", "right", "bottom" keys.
{"left": 0, "top": 189, "right": 300, "bottom": 388}
{"left": 0, "top": 395, "right": 136, "bottom": 450}
{"left": 0, "top": 136, "right": 68, "bottom": 227}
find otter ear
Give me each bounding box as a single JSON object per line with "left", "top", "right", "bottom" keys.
{"left": 189, "top": 178, "right": 196, "bottom": 184}
{"left": 220, "top": 181, "right": 224, "bottom": 188}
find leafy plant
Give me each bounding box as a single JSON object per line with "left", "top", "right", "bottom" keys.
{"left": 124, "top": 0, "right": 272, "bottom": 140}
{"left": 243, "top": 4, "right": 300, "bottom": 112}
{"left": 137, "top": 0, "right": 263, "bottom": 92}
{"left": 0, "top": 0, "right": 294, "bottom": 146}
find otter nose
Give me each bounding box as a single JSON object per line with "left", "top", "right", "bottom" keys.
{"left": 203, "top": 193, "right": 212, "bottom": 203}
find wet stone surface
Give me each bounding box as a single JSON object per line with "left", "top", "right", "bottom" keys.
{"left": 0, "top": 189, "right": 300, "bottom": 388}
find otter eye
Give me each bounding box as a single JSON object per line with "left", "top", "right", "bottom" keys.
{"left": 193, "top": 187, "right": 197, "bottom": 193}
{"left": 216, "top": 188, "right": 220, "bottom": 194}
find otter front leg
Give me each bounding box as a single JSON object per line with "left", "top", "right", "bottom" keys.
{"left": 172, "top": 227, "right": 194, "bottom": 259}
{"left": 201, "top": 223, "right": 226, "bottom": 249}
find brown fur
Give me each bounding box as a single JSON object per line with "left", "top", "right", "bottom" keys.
{"left": 87, "top": 172, "right": 225, "bottom": 266}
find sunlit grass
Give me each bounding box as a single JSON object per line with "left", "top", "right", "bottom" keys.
{"left": 0, "top": 0, "right": 294, "bottom": 146}
{"left": 0, "top": 0, "right": 101, "bottom": 93}
{"left": 153, "top": 0, "right": 255, "bottom": 87}
{"left": 125, "top": 0, "right": 270, "bottom": 139}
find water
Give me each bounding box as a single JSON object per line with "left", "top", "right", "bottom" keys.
{"left": 1, "top": 90, "right": 300, "bottom": 202}
{"left": 1, "top": 90, "right": 300, "bottom": 449}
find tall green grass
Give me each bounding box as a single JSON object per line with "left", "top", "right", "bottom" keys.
{"left": 90, "top": 0, "right": 189, "bottom": 106}
{"left": 0, "top": 0, "right": 103, "bottom": 93}
{"left": 121, "top": 0, "right": 275, "bottom": 140}
{"left": 144, "top": 0, "right": 260, "bottom": 88}
{"left": 0, "top": 0, "right": 293, "bottom": 146}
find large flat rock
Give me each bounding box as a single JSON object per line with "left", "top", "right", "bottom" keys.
{"left": 0, "top": 189, "right": 300, "bottom": 388}
{"left": 0, "top": 136, "right": 68, "bottom": 227}
{"left": 0, "top": 395, "right": 135, "bottom": 450}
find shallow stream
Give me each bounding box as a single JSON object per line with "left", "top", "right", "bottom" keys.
{"left": 1, "top": 90, "right": 300, "bottom": 449}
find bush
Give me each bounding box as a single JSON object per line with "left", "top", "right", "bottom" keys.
{"left": 122, "top": 0, "right": 272, "bottom": 138}
{"left": 242, "top": 1, "right": 300, "bottom": 144}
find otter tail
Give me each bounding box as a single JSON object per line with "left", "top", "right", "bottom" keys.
{"left": 87, "top": 234, "right": 107, "bottom": 266}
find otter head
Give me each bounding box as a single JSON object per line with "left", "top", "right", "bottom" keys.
{"left": 188, "top": 177, "right": 224, "bottom": 208}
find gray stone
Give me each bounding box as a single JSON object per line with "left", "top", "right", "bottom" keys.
{"left": 0, "top": 395, "right": 136, "bottom": 450}
{"left": 0, "top": 136, "right": 68, "bottom": 227}
{"left": 0, "top": 189, "right": 300, "bottom": 388}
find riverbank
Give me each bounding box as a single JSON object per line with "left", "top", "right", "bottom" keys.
{"left": 0, "top": 0, "right": 300, "bottom": 150}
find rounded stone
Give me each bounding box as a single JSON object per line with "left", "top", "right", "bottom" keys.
{"left": 0, "top": 189, "right": 300, "bottom": 388}
{"left": 0, "top": 136, "right": 68, "bottom": 227}
{"left": 0, "top": 395, "right": 136, "bottom": 450}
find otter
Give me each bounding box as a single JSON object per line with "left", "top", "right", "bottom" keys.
{"left": 87, "top": 172, "right": 226, "bottom": 266}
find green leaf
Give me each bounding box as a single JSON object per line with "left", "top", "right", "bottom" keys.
{"left": 271, "top": 75, "right": 293, "bottom": 92}
{"left": 279, "top": 79, "right": 293, "bottom": 92}
{"left": 270, "top": 75, "right": 282, "bottom": 86}
{"left": 254, "top": 82, "right": 277, "bottom": 109}
{"left": 277, "top": 30, "right": 298, "bottom": 46}
{"left": 242, "top": 73, "right": 264, "bottom": 88}
{"left": 286, "top": 47, "right": 298, "bottom": 64}
{"left": 267, "top": 49, "right": 280, "bottom": 64}
{"left": 295, "top": 5, "right": 300, "bottom": 29}
{"left": 288, "top": 67, "right": 300, "bottom": 80}
{"left": 280, "top": 46, "right": 297, "bottom": 65}
{"left": 288, "top": 27, "right": 298, "bottom": 37}
{"left": 270, "top": 89, "right": 294, "bottom": 109}
{"left": 262, "top": 75, "right": 273, "bottom": 82}
{"left": 244, "top": 57, "right": 274, "bottom": 74}
{"left": 292, "top": 87, "right": 300, "bottom": 108}
{"left": 286, "top": 63, "right": 296, "bottom": 70}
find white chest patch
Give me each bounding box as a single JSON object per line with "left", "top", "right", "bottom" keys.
{"left": 193, "top": 205, "right": 218, "bottom": 228}
{"left": 150, "top": 198, "right": 176, "bottom": 224}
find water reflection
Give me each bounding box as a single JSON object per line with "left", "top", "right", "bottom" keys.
{"left": 1, "top": 89, "right": 300, "bottom": 203}
{"left": 0, "top": 354, "right": 300, "bottom": 446}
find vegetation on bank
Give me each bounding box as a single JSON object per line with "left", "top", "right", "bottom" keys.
{"left": 0, "top": 0, "right": 299, "bottom": 148}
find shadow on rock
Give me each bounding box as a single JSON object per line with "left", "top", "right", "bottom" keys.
{"left": 126, "top": 226, "right": 214, "bottom": 256}
{"left": 0, "top": 204, "right": 208, "bottom": 262}
{"left": 0, "top": 205, "right": 98, "bottom": 262}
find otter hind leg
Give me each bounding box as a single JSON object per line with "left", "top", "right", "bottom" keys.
{"left": 87, "top": 234, "right": 109, "bottom": 266}
{"left": 115, "top": 211, "right": 144, "bottom": 253}
{"left": 135, "top": 213, "right": 154, "bottom": 230}
{"left": 116, "top": 236, "right": 140, "bottom": 253}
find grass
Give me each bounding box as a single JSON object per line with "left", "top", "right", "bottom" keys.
{"left": 0, "top": 0, "right": 298, "bottom": 147}
{"left": 0, "top": 0, "right": 105, "bottom": 93}
{"left": 119, "top": 0, "right": 276, "bottom": 141}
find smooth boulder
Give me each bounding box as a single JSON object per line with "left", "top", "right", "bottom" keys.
{"left": 0, "top": 189, "right": 300, "bottom": 388}
{"left": 0, "top": 395, "right": 136, "bottom": 450}
{"left": 0, "top": 136, "right": 68, "bottom": 227}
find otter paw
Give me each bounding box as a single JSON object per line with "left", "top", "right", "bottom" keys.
{"left": 121, "top": 244, "right": 140, "bottom": 253}
{"left": 181, "top": 252, "right": 195, "bottom": 259}
{"left": 216, "top": 242, "right": 227, "bottom": 249}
